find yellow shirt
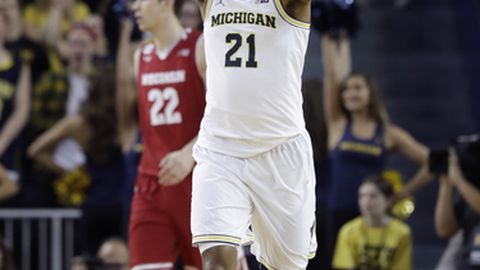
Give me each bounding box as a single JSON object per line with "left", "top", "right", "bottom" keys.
{"left": 23, "top": 2, "right": 90, "bottom": 36}
{"left": 333, "top": 217, "right": 412, "bottom": 270}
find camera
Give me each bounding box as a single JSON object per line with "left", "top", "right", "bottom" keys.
{"left": 311, "top": 0, "right": 360, "bottom": 37}
{"left": 429, "top": 133, "right": 480, "bottom": 187}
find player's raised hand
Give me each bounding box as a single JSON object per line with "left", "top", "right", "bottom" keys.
{"left": 158, "top": 148, "right": 195, "bottom": 186}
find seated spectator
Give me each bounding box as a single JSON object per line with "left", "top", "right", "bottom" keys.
{"left": 332, "top": 175, "right": 412, "bottom": 270}
{"left": 97, "top": 237, "right": 129, "bottom": 270}
{"left": 435, "top": 148, "right": 480, "bottom": 270}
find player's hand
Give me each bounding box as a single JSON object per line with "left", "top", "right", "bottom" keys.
{"left": 157, "top": 148, "right": 195, "bottom": 186}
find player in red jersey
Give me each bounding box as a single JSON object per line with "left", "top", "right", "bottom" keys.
{"left": 127, "top": 0, "right": 206, "bottom": 269}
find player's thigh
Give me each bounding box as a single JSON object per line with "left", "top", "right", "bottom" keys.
{"left": 191, "top": 145, "right": 252, "bottom": 246}
{"left": 248, "top": 133, "right": 317, "bottom": 269}
{"left": 129, "top": 190, "right": 178, "bottom": 267}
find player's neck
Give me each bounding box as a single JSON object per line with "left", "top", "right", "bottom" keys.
{"left": 151, "top": 17, "right": 184, "bottom": 51}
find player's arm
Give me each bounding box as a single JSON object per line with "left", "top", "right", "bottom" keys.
{"left": 27, "top": 116, "right": 89, "bottom": 174}
{"left": 116, "top": 18, "right": 139, "bottom": 153}
{"left": 0, "top": 164, "right": 19, "bottom": 202}
{"left": 281, "top": 0, "right": 311, "bottom": 23}
{"left": 158, "top": 35, "right": 205, "bottom": 186}
{"left": 195, "top": 34, "right": 206, "bottom": 82}
{"left": 0, "top": 64, "right": 31, "bottom": 156}
{"left": 158, "top": 136, "right": 197, "bottom": 186}
{"left": 387, "top": 125, "right": 433, "bottom": 201}
{"left": 321, "top": 34, "right": 351, "bottom": 128}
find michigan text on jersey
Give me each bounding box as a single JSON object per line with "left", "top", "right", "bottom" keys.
{"left": 211, "top": 12, "right": 276, "bottom": 28}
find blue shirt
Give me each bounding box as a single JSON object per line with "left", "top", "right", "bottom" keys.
{"left": 328, "top": 121, "right": 387, "bottom": 211}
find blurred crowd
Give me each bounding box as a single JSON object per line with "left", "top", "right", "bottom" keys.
{"left": 0, "top": 0, "right": 202, "bottom": 268}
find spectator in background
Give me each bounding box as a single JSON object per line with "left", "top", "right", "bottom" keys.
{"left": 97, "top": 238, "right": 129, "bottom": 270}
{"left": 49, "top": 24, "right": 99, "bottom": 174}
{"left": 333, "top": 175, "right": 412, "bottom": 270}
{"left": 22, "top": 0, "right": 91, "bottom": 49}
{"left": 0, "top": 8, "right": 31, "bottom": 204}
{"left": 70, "top": 256, "right": 88, "bottom": 270}
{"left": 28, "top": 64, "right": 127, "bottom": 255}
{"left": 23, "top": 23, "right": 99, "bottom": 207}
{"left": 0, "top": 236, "right": 15, "bottom": 270}
{"left": 179, "top": 0, "right": 202, "bottom": 30}
{"left": 321, "top": 33, "right": 432, "bottom": 267}
{"left": 82, "top": 15, "right": 108, "bottom": 58}
{"left": 27, "top": 22, "right": 98, "bottom": 139}
{"left": 435, "top": 149, "right": 480, "bottom": 270}
{"left": 1, "top": 0, "right": 49, "bottom": 84}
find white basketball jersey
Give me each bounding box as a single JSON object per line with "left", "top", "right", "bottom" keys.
{"left": 197, "top": 0, "right": 310, "bottom": 157}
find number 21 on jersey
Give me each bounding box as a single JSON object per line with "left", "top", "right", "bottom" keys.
{"left": 148, "top": 87, "right": 182, "bottom": 126}
{"left": 225, "top": 33, "right": 258, "bottom": 68}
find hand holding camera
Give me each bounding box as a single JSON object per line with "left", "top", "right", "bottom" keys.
{"left": 429, "top": 133, "right": 480, "bottom": 188}
{"left": 444, "top": 149, "right": 466, "bottom": 186}
{"left": 433, "top": 133, "right": 480, "bottom": 216}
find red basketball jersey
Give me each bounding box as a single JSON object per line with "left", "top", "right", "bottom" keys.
{"left": 136, "top": 30, "right": 205, "bottom": 176}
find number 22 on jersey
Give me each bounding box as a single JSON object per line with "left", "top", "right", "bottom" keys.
{"left": 148, "top": 87, "right": 182, "bottom": 126}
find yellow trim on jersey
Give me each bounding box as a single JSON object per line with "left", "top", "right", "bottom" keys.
{"left": 192, "top": 234, "right": 242, "bottom": 245}
{"left": 204, "top": 0, "right": 213, "bottom": 20}
{"left": 273, "top": 0, "right": 310, "bottom": 29}
{"left": 308, "top": 251, "right": 316, "bottom": 259}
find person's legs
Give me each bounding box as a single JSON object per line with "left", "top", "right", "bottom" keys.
{"left": 191, "top": 145, "right": 252, "bottom": 269}
{"left": 201, "top": 245, "right": 238, "bottom": 270}
{"left": 129, "top": 174, "right": 178, "bottom": 269}
{"left": 246, "top": 132, "right": 317, "bottom": 270}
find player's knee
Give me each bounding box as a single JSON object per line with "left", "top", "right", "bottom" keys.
{"left": 201, "top": 245, "right": 237, "bottom": 270}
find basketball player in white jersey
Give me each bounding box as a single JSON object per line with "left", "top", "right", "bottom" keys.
{"left": 191, "top": 0, "right": 316, "bottom": 268}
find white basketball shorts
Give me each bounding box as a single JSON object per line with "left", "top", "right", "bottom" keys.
{"left": 191, "top": 132, "right": 317, "bottom": 270}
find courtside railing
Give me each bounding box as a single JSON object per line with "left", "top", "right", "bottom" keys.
{"left": 0, "top": 208, "right": 82, "bottom": 270}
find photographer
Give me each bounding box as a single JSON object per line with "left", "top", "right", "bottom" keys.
{"left": 435, "top": 148, "right": 480, "bottom": 269}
